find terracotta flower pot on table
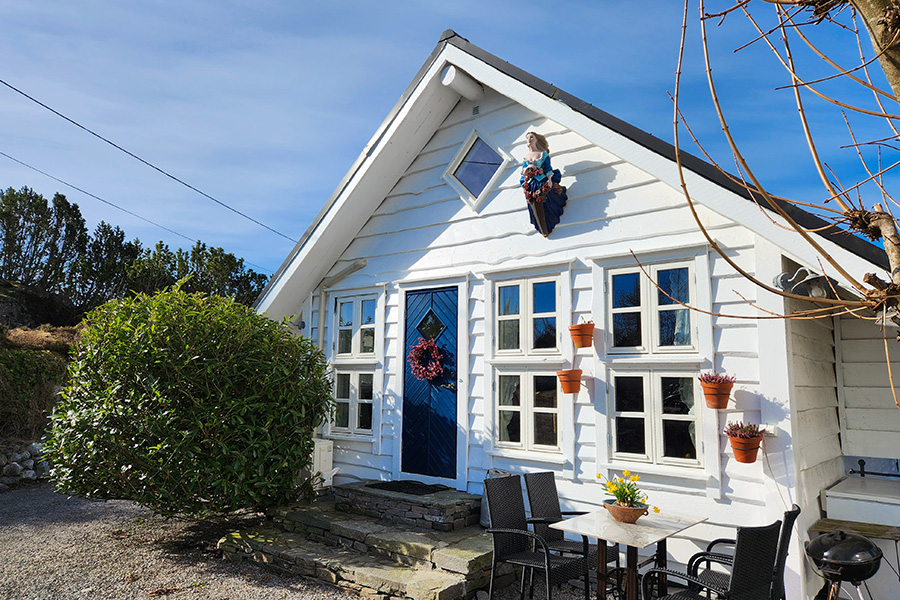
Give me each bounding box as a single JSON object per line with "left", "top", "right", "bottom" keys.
{"left": 603, "top": 499, "right": 649, "bottom": 523}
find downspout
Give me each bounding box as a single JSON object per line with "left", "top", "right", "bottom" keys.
{"left": 316, "top": 259, "right": 368, "bottom": 351}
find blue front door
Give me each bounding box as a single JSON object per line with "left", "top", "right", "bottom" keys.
{"left": 402, "top": 286, "right": 457, "bottom": 479}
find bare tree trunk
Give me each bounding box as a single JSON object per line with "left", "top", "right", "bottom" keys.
{"left": 872, "top": 203, "right": 900, "bottom": 283}
{"left": 852, "top": 0, "right": 900, "bottom": 101}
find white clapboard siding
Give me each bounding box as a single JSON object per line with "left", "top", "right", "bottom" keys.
{"left": 838, "top": 313, "right": 900, "bottom": 458}
{"left": 314, "top": 83, "right": 793, "bottom": 550}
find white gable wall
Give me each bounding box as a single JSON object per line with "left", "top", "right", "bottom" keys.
{"left": 308, "top": 86, "right": 804, "bottom": 569}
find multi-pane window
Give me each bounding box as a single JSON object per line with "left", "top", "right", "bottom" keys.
{"left": 609, "top": 263, "right": 695, "bottom": 353}
{"left": 610, "top": 371, "right": 700, "bottom": 467}
{"left": 336, "top": 296, "right": 376, "bottom": 356}
{"left": 333, "top": 371, "right": 374, "bottom": 434}
{"left": 331, "top": 294, "right": 378, "bottom": 437}
{"left": 496, "top": 278, "right": 559, "bottom": 354}
{"left": 496, "top": 371, "right": 560, "bottom": 451}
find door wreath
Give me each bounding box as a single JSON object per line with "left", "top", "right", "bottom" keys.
{"left": 407, "top": 337, "right": 444, "bottom": 381}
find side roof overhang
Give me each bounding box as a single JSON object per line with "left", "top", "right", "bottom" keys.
{"left": 255, "top": 29, "right": 888, "bottom": 320}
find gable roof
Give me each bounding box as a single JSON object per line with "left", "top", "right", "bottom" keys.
{"left": 255, "top": 29, "right": 887, "bottom": 318}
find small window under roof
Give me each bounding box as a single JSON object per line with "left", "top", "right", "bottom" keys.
{"left": 443, "top": 130, "right": 511, "bottom": 211}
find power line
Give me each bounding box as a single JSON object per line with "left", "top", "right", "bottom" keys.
{"left": 0, "top": 150, "right": 274, "bottom": 274}
{"left": 0, "top": 77, "right": 298, "bottom": 244}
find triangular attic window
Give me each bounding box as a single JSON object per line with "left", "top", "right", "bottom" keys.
{"left": 442, "top": 129, "right": 512, "bottom": 211}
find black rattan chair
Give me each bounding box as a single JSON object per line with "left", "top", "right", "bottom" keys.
{"left": 641, "top": 519, "right": 782, "bottom": 600}
{"left": 686, "top": 505, "right": 800, "bottom": 600}
{"left": 524, "top": 472, "right": 619, "bottom": 594}
{"left": 484, "top": 474, "right": 588, "bottom": 600}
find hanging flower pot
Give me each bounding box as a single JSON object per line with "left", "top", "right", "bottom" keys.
{"left": 698, "top": 373, "right": 736, "bottom": 409}
{"left": 568, "top": 322, "right": 594, "bottom": 348}
{"left": 724, "top": 421, "right": 764, "bottom": 464}
{"left": 556, "top": 369, "right": 582, "bottom": 394}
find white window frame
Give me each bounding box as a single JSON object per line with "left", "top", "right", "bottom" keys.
{"left": 494, "top": 276, "right": 562, "bottom": 357}
{"left": 442, "top": 128, "right": 513, "bottom": 212}
{"left": 327, "top": 291, "right": 382, "bottom": 441}
{"left": 607, "top": 261, "right": 698, "bottom": 355}
{"left": 333, "top": 294, "right": 378, "bottom": 360}
{"left": 494, "top": 368, "right": 562, "bottom": 454}
{"left": 332, "top": 369, "right": 375, "bottom": 435}
{"left": 608, "top": 368, "right": 703, "bottom": 469}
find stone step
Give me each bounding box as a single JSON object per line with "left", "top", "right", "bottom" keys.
{"left": 219, "top": 497, "right": 508, "bottom": 600}
{"left": 268, "top": 498, "right": 493, "bottom": 575}
{"left": 218, "top": 527, "right": 493, "bottom": 600}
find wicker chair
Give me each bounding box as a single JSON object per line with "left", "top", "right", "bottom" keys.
{"left": 641, "top": 519, "right": 782, "bottom": 600}
{"left": 524, "top": 471, "right": 619, "bottom": 596}
{"left": 484, "top": 474, "right": 588, "bottom": 600}
{"left": 686, "top": 505, "right": 800, "bottom": 600}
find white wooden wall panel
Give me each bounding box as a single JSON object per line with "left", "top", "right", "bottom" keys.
{"left": 316, "top": 85, "right": 802, "bottom": 553}
{"left": 838, "top": 313, "right": 900, "bottom": 457}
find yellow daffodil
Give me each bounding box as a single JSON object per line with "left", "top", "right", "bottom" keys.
{"left": 609, "top": 484, "right": 618, "bottom": 493}
{"left": 595, "top": 473, "right": 602, "bottom": 479}
{"left": 622, "top": 470, "right": 630, "bottom": 477}
{"left": 653, "top": 506, "right": 661, "bottom": 513}
{"left": 630, "top": 474, "right": 640, "bottom": 482}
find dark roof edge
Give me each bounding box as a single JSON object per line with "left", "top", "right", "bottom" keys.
{"left": 443, "top": 32, "right": 889, "bottom": 271}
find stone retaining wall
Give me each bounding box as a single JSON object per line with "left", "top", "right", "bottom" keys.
{"left": 334, "top": 482, "right": 481, "bottom": 532}
{"left": 0, "top": 441, "right": 49, "bottom": 492}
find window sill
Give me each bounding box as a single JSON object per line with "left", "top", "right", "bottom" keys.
{"left": 598, "top": 460, "right": 707, "bottom": 481}
{"left": 601, "top": 355, "right": 705, "bottom": 366}
{"left": 488, "top": 356, "right": 567, "bottom": 367}
{"left": 330, "top": 358, "right": 379, "bottom": 368}
{"left": 325, "top": 433, "right": 376, "bottom": 444}
{"left": 489, "top": 448, "right": 568, "bottom": 465}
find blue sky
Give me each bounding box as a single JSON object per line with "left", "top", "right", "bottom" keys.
{"left": 0, "top": 2, "right": 892, "bottom": 275}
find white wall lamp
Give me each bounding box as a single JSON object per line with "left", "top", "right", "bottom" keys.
{"left": 772, "top": 267, "right": 835, "bottom": 299}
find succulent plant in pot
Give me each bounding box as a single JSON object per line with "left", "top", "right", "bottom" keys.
{"left": 698, "top": 372, "right": 736, "bottom": 409}
{"left": 724, "top": 421, "right": 764, "bottom": 463}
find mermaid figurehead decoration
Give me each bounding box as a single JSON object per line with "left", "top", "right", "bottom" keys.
{"left": 520, "top": 130, "right": 568, "bottom": 237}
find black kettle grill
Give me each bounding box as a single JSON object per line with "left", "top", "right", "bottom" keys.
{"left": 806, "top": 530, "right": 882, "bottom": 598}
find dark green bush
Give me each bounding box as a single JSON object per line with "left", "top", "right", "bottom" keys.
{"left": 0, "top": 348, "right": 68, "bottom": 439}
{"left": 46, "top": 287, "right": 333, "bottom": 515}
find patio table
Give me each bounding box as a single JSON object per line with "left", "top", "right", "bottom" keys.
{"left": 551, "top": 507, "right": 706, "bottom": 600}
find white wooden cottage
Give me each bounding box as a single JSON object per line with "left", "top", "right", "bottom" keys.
{"left": 256, "top": 30, "right": 900, "bottom": 599}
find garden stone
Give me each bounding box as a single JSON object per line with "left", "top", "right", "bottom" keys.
{"left": 10, "top": 452, "right": 26, "bottom": 462}
{"left": 3, "top": 462, "right": 22, "bottom": 477}
{"left": 22, "top": 459, "right": 34, "bottom": 470}
{"left": 20, "top": 470, "right": 36, "bottom": 480}
{"left": 0, "top": 476, "right": 19, "bottom": 485}
{"left": 0, "top": 454, "right": 6, "bottom": 468}
{"left": 28, "top": 443, "right": 43, "bottom": 457}
{"left": 36, "top": 461, "right": 50, "bottom": 477}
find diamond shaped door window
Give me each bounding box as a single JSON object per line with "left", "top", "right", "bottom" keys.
{"left": 417, "top": 310, "right": 445, "bottom": 340}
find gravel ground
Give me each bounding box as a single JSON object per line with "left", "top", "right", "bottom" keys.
{"left": 0, "top": 482, "right": 590, "bottom": 600}
{"left": 0, "top": 482, "right": 358, "bottom": 600}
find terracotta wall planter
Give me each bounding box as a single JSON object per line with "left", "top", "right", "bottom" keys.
{"left": 728, "top": 435, "right": 762, "bottom": 463}
{"left": 568, "top": 323, "right": 595, "bottom": 348}
{"left": 701, "top": 381, "right": 733, "bottom": 409}
{"left": 557, "top": 369, "right": 582, "bottom": 394}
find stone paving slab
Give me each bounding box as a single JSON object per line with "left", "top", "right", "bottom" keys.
{"left": 223, "top": 489, "right": 497, "bottom": 599}
{"left": 219, "top": 527, "right": 474, "bottom": 600}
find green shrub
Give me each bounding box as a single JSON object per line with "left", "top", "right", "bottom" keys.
{"left": 0, "top": 348, "right": 67, "bottom": 439}
{"left": 46, "top": 286, "right": 333, "bottom": 515}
